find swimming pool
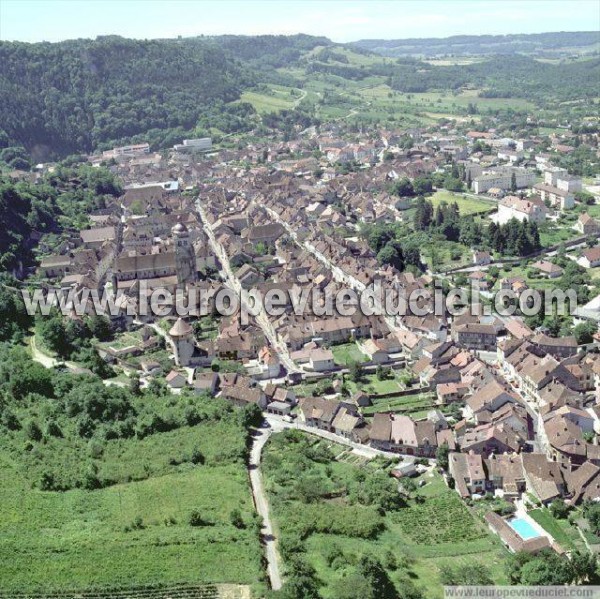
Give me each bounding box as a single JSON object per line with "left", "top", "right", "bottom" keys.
{"left": 509, "top": 517, "right": 541, "bottom": 540}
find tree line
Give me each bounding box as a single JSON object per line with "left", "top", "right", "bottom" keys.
{"left": 0, "top": 341, "right": 262, "bottom": 492}
{"left": 413, "top": 196, "right": 541, "bottom": 257}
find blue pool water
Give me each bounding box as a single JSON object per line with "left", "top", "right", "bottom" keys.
{"left": 509, "top": 517, "right": 541, "bottom": 540}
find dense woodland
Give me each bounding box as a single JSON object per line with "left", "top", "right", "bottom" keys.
{"left": 213, "top": 34, "right": 329, "bottom": 68}
{"left": 0, "top": 36, "right": 248, "bottom": 158}
{"left": 0, "top": 339, "right": 262, "bottom": 488}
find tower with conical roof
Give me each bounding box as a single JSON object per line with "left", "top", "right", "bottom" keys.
{"left": 168, "top": 317, "right": 195, "bottom": 366}
{"left": 172, "top": 222, "right": 197, "bottom": 286}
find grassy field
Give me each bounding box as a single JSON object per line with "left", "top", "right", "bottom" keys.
{"left": 263, "top": 431, "right": 509, "bottom": 598}
{"left": 491, "top": 261, "right": 580, "bottom": 293}
{"left": 489, "top": 263, "right": 550, "bottom": 291}
{"left": 421, "top": 238, "right": 472, "bottom": 271}
{"left": 290, "top": 379, "right": 323, "bottom": 398}
{"left": 226, "top": 43, "right": 573, "bottom": 135}
{"left": 355, "top": 86, "right": 535, "bottom": 121}
{"left": 96, "top": 329, "right": 144, "bottom": 351}
{"left": 429, "top": 190, "right": 496, "bottom": 215}
{"left": 0, "top": 464, "right": 260, "bottom": 592}
{"left": 579, "top": 203, "right": 600, "bottom": 219}
{"left": 408, "top": 192, "right": 495, "bottom": 271}
{"left": 238, "top": 83, "right": 316, "bottom": 114}
{"left": 345, "top": 373, "right": 403, "bottom": 396}
{"left": 539, "top": 225, "right": 581, "bottom": 247}
{"left": 361, "top": 392, "right": 437, "bottom": 417}
{"left": 266, "top": 47, "right": 540, "bottom": 131}
{"left": 239, "top": 89, "right": 296, "bottom": 113}
{"left": 331, "top": 341, "right": 368, "bottom": 366}
{"left": 0, "top": 397, "right": 262, "bottom": 593}
{"left": 424, "top": 58, "right": 486, "bottom": 66}
{"left": 305, "top": 45, "right": 391, "bottom": 68}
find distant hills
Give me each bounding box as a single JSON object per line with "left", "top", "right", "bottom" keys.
{"left": 352, "top": 31, "right": 600, "bottom": 58}
{"left": 0, "top": 32, "right": 598, "bottom": 162}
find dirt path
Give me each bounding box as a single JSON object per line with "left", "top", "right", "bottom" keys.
{"left": 28, "top": 335, "right": 127, "bottom": 387}
{"left": 292, "top": 88, "right": 307, "bottom": 108}
{"left": 29, "top": 335, "right": 59, "bottom": 368}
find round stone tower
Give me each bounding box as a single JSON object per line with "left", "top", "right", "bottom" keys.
{"left": 168, "top": 317, "right": 195, "bottom": 366}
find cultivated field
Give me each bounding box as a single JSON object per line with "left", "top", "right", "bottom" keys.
{"left": 0, "top": 409, "right": 262, "bottom": 593}
{"left": 263, "top": 431, "right": 509, "bottom": 598}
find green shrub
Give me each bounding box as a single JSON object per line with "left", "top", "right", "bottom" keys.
{"left": 230, "top": 508, "right": 245, "bottom": 529}
{"left": 189, "top": 509, "right": 211, "bottom": 527}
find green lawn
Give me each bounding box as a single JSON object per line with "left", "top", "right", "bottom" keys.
{"left": 290, "top": 379, "right": 323, "bottom": 398}
{"left": 489, "top": 263, "right": 545, "bottom": 291}
{"left": 528, "top": 508, "right": 586, "bottom": 552}
{"left": 539, "top": 226, "right": 580, "bottom": 248}
{"left": 331, "top": 342, "right": 368, "bottom": 366}
{"left": 412, "top": 192, "right": 496, "bottom": 272}
{"left": 362, "top": 392, "right": 437, "bottom": 417}
{"left": 363, "top": 397, "right": 436, "bottom": 419}
{"left": 492, "top": 261, "right": 584, "bottom": 294}
{"left": 345, "top": 373, "right": 402, "bottom": 396}
{"left": 580, "top": 203, "right": 600, "bottom": 219}
{"left": 96, "top": 329, "right": 144, "bottom": 351}
{"left": 421, "top": 239, "right": 472, "bottom": 271}
{"left": 430, "top": 190, "right": 496, "bottom": 215}
{"left": 263, "top": 432, "right": 509, "bottom": 599}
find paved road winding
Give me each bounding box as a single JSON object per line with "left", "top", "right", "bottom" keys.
{"left": 248, "top": 415, "right": 424, "bottom": 592}
{"left": 248, "top": 427, "right": 282, "bottom": 591}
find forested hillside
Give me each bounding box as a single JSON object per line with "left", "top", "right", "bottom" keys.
{"left": 0, "top": 166, "right": 121, "bottom": 272}
{"left": 213, "top": 33, "right": 330, "bottom": 67}
{"left": 0, "top": 36, "right": 248, "bottom": 159}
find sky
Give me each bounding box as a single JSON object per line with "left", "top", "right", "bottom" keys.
{"left": 0, "top": 0, "right": 598, "bottom": 43}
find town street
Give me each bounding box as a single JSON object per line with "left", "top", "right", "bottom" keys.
{"left": 265, "top": 414, "right": 424, "bottom": 462}
{"left": 261, "top": 203, "right": 407, "bottom": 339}
{"left": 196, "top": 198, "right": 303, "bottom": 374}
